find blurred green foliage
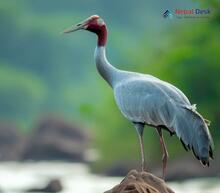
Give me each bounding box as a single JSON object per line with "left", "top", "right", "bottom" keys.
{"left": 0, "top": 64, "right": 47, "bottom": 123}
{"left": 0, "top": 0, "right": 219, "bottom": 171}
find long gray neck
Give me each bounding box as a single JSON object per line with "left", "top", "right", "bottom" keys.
{"left": 94, "top": 46, "right": 118, "bottom": 87}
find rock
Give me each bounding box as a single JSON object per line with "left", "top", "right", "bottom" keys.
{"left": 103, "top": 155, "right": 220, "bottom": 181}
{"left": 162, "top": 155, "right": 220, "bottom": 181}
{"left": 0, "top": 123, "right": 26, "bottom": 161}
{"left": 105, "top": 170, "right": 174, "bottom": 193}
{"left": 104, "top": 161, "right": 137, "bottom": 177}
{"left": 22, "top": 116, "right": 90, "bottom": 161}
{"left": 26, "top": 179, "right": 62, "bottom": 192}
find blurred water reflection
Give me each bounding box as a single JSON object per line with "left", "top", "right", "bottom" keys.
{"left": 0, "top": 162, "right": 219, "bottom": 193}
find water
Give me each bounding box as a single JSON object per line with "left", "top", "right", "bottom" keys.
{"left": 0, "top": 162, "right": 219, "bottom": 193}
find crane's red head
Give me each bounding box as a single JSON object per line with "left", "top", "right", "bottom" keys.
{"left": 63, "top": 15, "right": 107, "bottom": 46}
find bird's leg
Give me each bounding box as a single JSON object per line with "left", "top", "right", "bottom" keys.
{"left": 156, "top": 127, "right": 168, "bottom": 179}
{"left": 133, "top": 122, "right": 145, "bottom": 172}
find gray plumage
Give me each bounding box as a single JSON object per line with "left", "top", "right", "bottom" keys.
{"left": 95, "top": 46, "right": 214, "bottom": 166}
{"left": 64, "top": 14, "right": 214, "bottom": 177}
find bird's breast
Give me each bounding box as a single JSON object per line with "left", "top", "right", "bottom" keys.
{"left": 113, "top": 81, "right": 155, "bottom": 124}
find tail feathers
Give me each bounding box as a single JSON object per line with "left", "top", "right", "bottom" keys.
{"left": 173, "top": 105, "right": 214, "bottom": 166}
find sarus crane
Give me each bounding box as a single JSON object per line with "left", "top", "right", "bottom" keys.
{"left": 63, "top": 15, "right": 214, "bottom": 179}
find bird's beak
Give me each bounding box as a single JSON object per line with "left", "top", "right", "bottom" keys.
{"left": 62, "top": 20, "right": 88, "bottom": 34}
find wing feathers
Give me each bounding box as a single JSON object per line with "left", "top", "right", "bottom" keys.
{"left": 173, "top": 105, "right": 214, "bottom": 166}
